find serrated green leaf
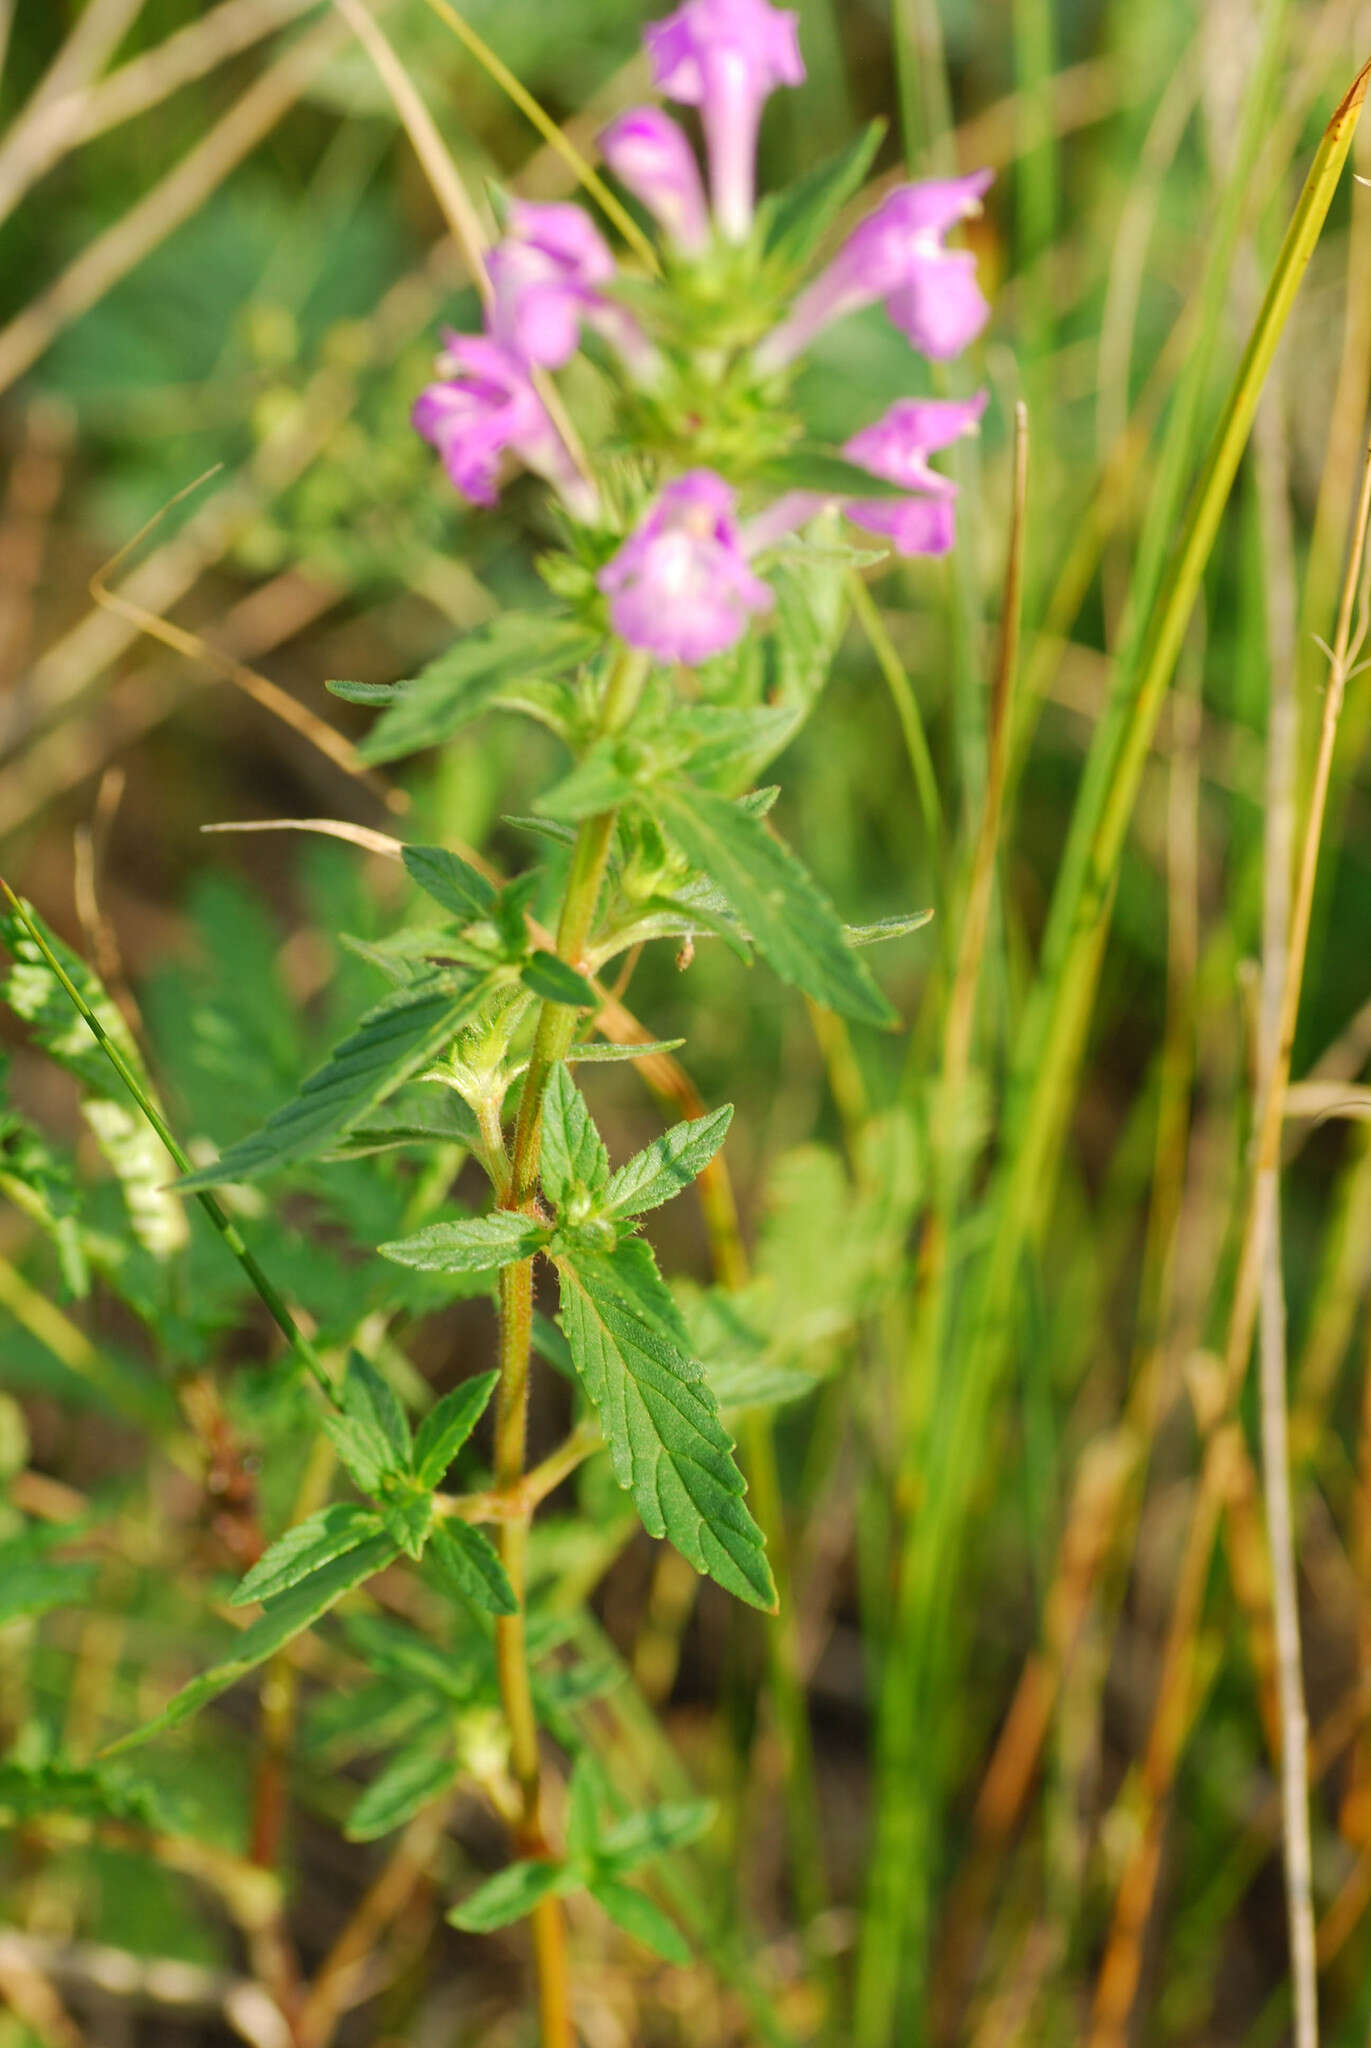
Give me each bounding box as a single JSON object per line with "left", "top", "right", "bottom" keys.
{"left": 380, "top": 1483, "right": 433, "bottom": 1560}
{"left": 540, "top": 1064, "right": 609, "bottom": 1208}
{"left": 598, "top": 1798, "right": 716, "bottom": 1871}
{"left": 588, "top": 1878, "right": 691, "bottom": 1963}
{"left": 345, "top": 1737, "right": 459, "bottom": 1840}
{"left": 562, "top": 1038, "right": 686, "bottom": 1065}
{"left": 520, "top": 953, "right": 598, "bottom": 1008}
{"left": 105, "top": 1536, "right": 398, "bottom": 1752}
{"left": 656, "top": 783, "right": 894, "bottom": 1026}
{"left": 501, "top": 813, "right": 578, "bottom": 848}
{"left": 536, "top": 744, "right": 641, "bottom": 822}
{"left": 380, "top": 1212, "right": 547, "bottom": 1277}
{"left": 2, "top": 904, "right": 186, "bottom": 1259}
{"left": 231, "top": 1503, "right": 384, "bottom": 1606}
{"left": 603, "top": 1105, "right": 733, "bottom": 1219}
{"left": 449, "top": 1856, "right": 578, "bottom": 1932}
{"left": 340, "top": 1352, "right": 411, "bottom": 1469}
{"left": 429, "top": 1519, "right": 517, "bottom": 1615}
{"left": 554, "top": 1240, "right": 775, "bottom": 1610}
{"left": 675, "top": 706, "right": 802, "bottom": 788}
{"left": 357, "top": 614, "right": 599, "bottom": 764}
{"left": 844, "top": 910, "right": 935, "bottom": 946}
{"left": 0, "top": 1760, "right": 163, "bottom": 1828}
{"left": 0, "top": 1558, "right": 96, "bottom": 1627}
{"left": 178, "top": 972, "right": 502, "bottom": 1188}
{"left": 760, "top": 118, "right": 886, "bottom": 270}
{"left": 411, "top": 1369, "right": 499, "bottom": 1488}
{"left": 402, "top": 844, "right": 496, "bottom": 921}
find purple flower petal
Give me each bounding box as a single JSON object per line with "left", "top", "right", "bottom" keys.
{"left": 756, "top": 171, "right": 992, "bottom": 370}
{"left": 842, "top": 392, "right": 987, "bottom": 555}
{"left": 599, "top": 106, "right": 710, "bottom": 254}
{"left": 487, "top": 201, "right": 614, "bottom": 369}
{"left": 644, "top": 0, "right": 804, "bottom": 241}
{"left": 412, "top": 331, "right": 595, "bottom": 518}
{"left": 599, "top": 470, "right": 775, "bottom": 663}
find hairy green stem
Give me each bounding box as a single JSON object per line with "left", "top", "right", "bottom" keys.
{"left": 490, "top": 643, "right": 648, "bottom": 2046}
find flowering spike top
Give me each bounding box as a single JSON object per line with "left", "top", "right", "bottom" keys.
{"left": 756, "top": 171, "right": 993, "bottom": 371}
{"left": 599, "top": 107, "right": 711, "bottom": 255}
{"left": 646, "top": 0, "right": 804, "bottom": 243}
{"left": 597, "top": 471, "right": 774, "bottom": 664}
{"left": 411, "top": 0, "right": 992, "bottom": 668}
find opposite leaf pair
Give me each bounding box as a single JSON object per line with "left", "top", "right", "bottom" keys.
{"left": 381, "top": 1065, "right": 776, "bottom": 1611}
{"left": 452, "top": 1753, "right": 714, "bottom": 1967}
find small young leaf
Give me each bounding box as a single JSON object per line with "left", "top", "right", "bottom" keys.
{"left": 603, "top": 1105, "right": 733, "bottom": 1219}
{"left": 657, "top": 783, "right": 894, "bottom": 1027}
{"left": 844, "top": 910, "right": 935, "bottom": 947}
{"left": 232, "top": 1503, "right": 384, "bottom": 1606}
{"left": 555, "top": 1239, "right": 775, "bottom": 1610}
{"left": 106, "top": 1536, "right": 398, "bottom": 1752}
{"left": 380, "top": 1212, "right": 547, "bottom": 1277}
{"left": 540, "top": 1064, "right": 609, "bottom": 1208}
{"left": 753, "top": 445, "right": 912, "bottom": 501}
{"left": 402, "top": 845, "right": 496, "bottom": 921}
{"left": 449, "top": 1857, "right": 577, "bottom": 1932}
{"left": 588, "top": 1878, "right": 691, "bottom": 1964}
{"left": 357, "top": 613, "right": 600, "bottom": 764}
{"left": 379, "top": 1484, "right": 433, "bottom": 1561}
{"left": 429, "top": 1519, "right": 518, "bottom": 1615}
{"left": 2, "top": 903, "right": 186, "bottom": 1259}
{"left": 177, "top": 971, "right": 502, "bottom": 1188}
{"left": 520, "top": 954, "right": 598, "bottom": 1009}
{"left": 501, "top": 812, "right": 577, "bottom": 849}
{"left": 565, "top": 1753, "right": 604, "bottom": 1864}
{"left": 562, "top": 1038, "right": 686, "bottom": 1065}
{"left": 598, "top": 1799, "right": 716, "bottom": 1871}
{"left": 537, "top": 744, "right": 641, "bottom": 823}
{"left": 761, "top": 117, "right": 886, "bottom": 270}
{"left": 340, "top": 1353, "right": 411, "bottom": 1469}
{"left": 345, "top": 1737, "right": 459, "bottom": 1841}
{"left": 411, "top": 1369, "right": 499, "bottom": 1488}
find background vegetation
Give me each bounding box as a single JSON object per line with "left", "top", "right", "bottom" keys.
{"left": 4, "top": 0, "right": 1371, "bottom": 2042}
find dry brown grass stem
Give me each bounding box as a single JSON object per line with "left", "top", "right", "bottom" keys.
{"left": 90, "top": 531, "right": 402, "bottom": 813}
{"left": 0, "top": 0, "right": 320, "bottom": 227}
{"left": 329, "top": 0, "right": 492, "bottom": 301}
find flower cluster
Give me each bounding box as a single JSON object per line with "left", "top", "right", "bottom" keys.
{"left": 412, "top": 0, "right": 992, "bottom": 666}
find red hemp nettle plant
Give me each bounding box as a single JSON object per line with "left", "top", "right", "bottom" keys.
{"left": 38, "top": 0, "right": 992, "bottom": 2033}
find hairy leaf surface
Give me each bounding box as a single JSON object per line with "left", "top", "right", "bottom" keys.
{"left": 178, "top": 972, "right": 500, "bottom": 1188}
{"left": 555, "top": 1239, "right": 774, "bottom": 1609}
{"left": 657, "top": 784, "right": 894, "bottom": 1026}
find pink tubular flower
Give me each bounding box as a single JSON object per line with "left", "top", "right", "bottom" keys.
{"left": 741, "top": 393, "right": 988, "bottom": 559}
{"left": 598, "top": 470, "right": 775, "bottom": 663}
{"left": 756, "top": 171, "right": 993, "bottom": 371}
{"left": 645, "top": 0, "right": 804, "bottom": 243}
{"left": 412, "top": 332, "right": 597, "bottom": 519}
{"left": 488, "top": 197, "right": 661, "bottom": 385}
{"left": 487, "top": 201, "right": 615, "bottom": 368}
{"left": 841, "top": 393, "right": 988, "bottom": 554}
{"left": 599, "top": 106, "right": 710, "bottom": 254}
